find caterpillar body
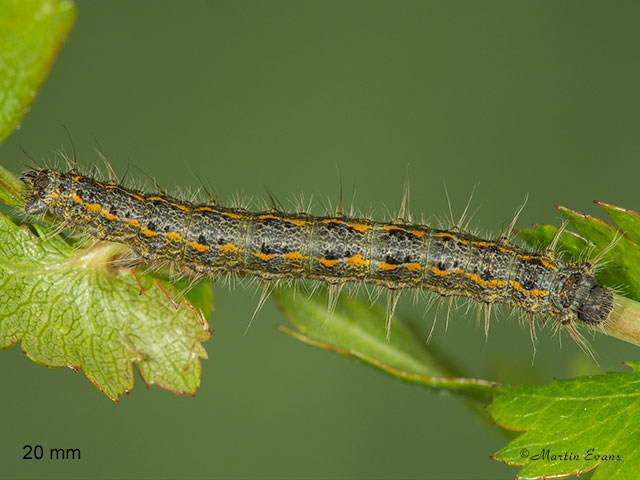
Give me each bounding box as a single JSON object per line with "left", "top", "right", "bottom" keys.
{"left": 22, "top": 169, "right": 614, "bottom": 334}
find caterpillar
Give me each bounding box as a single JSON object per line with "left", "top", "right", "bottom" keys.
{"left": 21, "top": 168, "right": 614, "bottom": 345}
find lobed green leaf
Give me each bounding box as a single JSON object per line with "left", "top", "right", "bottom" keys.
{"left": 0, "top": 166, "right": 213, "bottom": 401}
{"left": 488, "top": 361, "right": 640, "bottom": 480}
{"left": 596, "top": 201, "right": 640, "bottom": 253}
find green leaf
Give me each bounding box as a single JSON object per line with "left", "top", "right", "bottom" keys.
{"left": 0, "top": 167, "right": 213, "bottom": 401}
{"left": 487, "top": 361, "right": 640, "bottom": 480}
{"left": 597, "top": 201, "right": 640, "bottom": 248}
{"left": 0, "top": 0, "right": 76, "bottom": 144}
{"left": 274, "top": 287, "right": 494, "bottom": 404}
{"left": 517, "top": 223, "right": 589, "bottom": 261}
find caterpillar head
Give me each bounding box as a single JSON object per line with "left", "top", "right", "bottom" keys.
{"left": 21, "top": 169, "right": 60, "bottom": 215}
{"left": 558, "top": 270, "right": 614, "bottom": 326}
{"left": 577, "top": 283, "right": 614, "bottom": 325}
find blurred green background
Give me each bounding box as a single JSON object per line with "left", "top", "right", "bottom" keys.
{"left": 1, "top": 1, "right": 639, "bottom": 478}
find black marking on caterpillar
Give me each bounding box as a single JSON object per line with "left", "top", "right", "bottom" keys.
{"left": 21, "top": 169, "right": 614, "bottom": 347}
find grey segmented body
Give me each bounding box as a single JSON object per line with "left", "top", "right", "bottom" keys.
{"left": 22, "top": 169, "right": 614, "bottom": 336}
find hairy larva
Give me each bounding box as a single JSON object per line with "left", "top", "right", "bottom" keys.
{"left": 21, "top": 168, "right": 614, "bottom": 344}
